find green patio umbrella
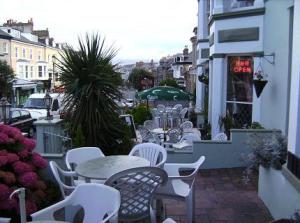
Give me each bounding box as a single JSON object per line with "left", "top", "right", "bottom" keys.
{"left": 136, "top": 86, "right": 192, "bottom": 101}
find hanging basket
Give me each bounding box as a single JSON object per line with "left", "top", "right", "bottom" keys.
{"left": 198, "top": 75, "right": 209, "bottom": 85}
{"left": 253, "top": 79, "right": 268, "bottom": 98}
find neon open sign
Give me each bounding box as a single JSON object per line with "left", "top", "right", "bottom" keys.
{"left": 232, "top": 59, "right": 252, "bottom": 73}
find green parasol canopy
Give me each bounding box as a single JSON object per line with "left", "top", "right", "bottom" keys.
{"left": 136, "top": 86, "right": 192, "bottom": 101}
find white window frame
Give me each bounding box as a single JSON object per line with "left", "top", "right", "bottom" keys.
{"left": 22, "top": 48, "right": 26, "bottom": 58}
{"left": 3, "top": 42, "right": 8, "bottom": 53}
{"left": 30, "top": 66, "right": 33, "bottom": 78}
{"left": 29, "top": 49, "right": 33, "bottom": 59}
{"left": 15, "top": 47, "right": 18, "bottom": 58}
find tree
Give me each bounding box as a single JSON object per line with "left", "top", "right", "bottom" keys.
{"left": 0, "top": 60, "right": 14, "bottom": 98}
{"left": 128, "top": 68, "right": 153, "bottom": 90}
{"left": 159, "top": 78, "right": 179, "bottom": 88}
{"left": 59, "top": 34, "right": 131, "bottom": 154}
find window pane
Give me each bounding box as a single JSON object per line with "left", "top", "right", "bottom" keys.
{"left": 226, "top": 102, "right": 252, "bottom": 128}
{"left": 227, "top": 56, "right": 253, "bottom": 102}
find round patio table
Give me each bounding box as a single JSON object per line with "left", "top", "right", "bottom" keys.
{"left": 75, "top": 155, "right": 150, "bottom": 181}
{"left": 29, "top": 221, "right": 69, "bottom": 223}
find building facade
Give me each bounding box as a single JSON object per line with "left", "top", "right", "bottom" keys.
{"left": 0, "top": 19, "right": 63, "bottom": 105}
{"left": 196, "top": 0, "right": 295, "bottom": 138}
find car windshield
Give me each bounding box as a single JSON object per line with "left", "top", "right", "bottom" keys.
{"left": 23, "top": 98, "right": 46, "bottom": 109}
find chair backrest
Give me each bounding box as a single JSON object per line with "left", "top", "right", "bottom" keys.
{"left": 173, "top": 104, "right": 183, "bottom": 111}
{"left": 180, "top": 121, "right": 193, "bottom": 130}
{"left": 213, "top": 132, "right": 228, "bottom": 141}
{"left": 129, "top": 142, "right": 167, "bottom": 167}
{"left": 143, "top": 120, "right": 158, "bottom": 130}
{"left": 49, "top": 161, "right": 75, "bottom": 198}
{"left": 104, "top": 167, "right": 167, "bottom": 222}
{"left": 180, "top": 133, "right": 201, "bottom": 142}
{"left": 31, "top": 183, "right": 121, "bottom": 223}
{"left": 65, "top": 147, "right": 105, "bottom": 170}
{"left": 179, "top": 107, "right": 188, "bottom": 118}
{"left": 157, "top": 104, "right": 165, "bottom": 113}
{"left": 167, "top": 128, "right": 181, "bottom": 142}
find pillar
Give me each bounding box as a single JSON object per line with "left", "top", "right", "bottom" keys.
{"left": 210, "top": 57, "right": 225, "bottom": 138}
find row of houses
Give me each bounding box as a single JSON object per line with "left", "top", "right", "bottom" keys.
{"left": 195, "top": 0, "right": 300, "bottom": 219}
{"left": 0, "top": 19, "right": 63, "bottom": 106}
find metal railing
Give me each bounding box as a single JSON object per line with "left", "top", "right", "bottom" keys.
{"left": 43, "top": 132, "right": 72, "bottom": 154}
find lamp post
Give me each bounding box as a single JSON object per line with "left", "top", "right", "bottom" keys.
{"left": 52, "top": 55, "right": 56, "bottom": 90}
{"left": 0, "top": 97, "right": 11, "bottom": 124}
{"left": 44, "top": 91, "right": 53, "bottom": 120}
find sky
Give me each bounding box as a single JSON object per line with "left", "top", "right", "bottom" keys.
{"left": 0, "top": 0, "right": 198, "bottom": 64}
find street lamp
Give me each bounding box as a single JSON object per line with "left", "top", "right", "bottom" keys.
{"left": 0, "top": 97, "right": 11, "bottom": 124}
{"left": 52, "top": 55, "right": 56, "bottom": 90}
{"left": 44, "top": 91, "right": 53, "bottom": 120}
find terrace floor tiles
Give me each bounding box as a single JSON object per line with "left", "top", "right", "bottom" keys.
{"left": 163, "top": 167, "right": 273, "bottom": 223}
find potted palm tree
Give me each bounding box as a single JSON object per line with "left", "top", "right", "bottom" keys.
{"left": 58, "top": 33, "right": 132, "bottom": 155}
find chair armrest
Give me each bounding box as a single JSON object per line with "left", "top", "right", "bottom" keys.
{"left": 61, "top": 170, "right": 77, "bottom": 177}
{"left": 31, "top": 199, "right": 69, "bottom": 220}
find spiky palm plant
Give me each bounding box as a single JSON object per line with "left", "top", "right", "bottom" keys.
{"left": 58, "top": 34, "right": 127, "bottom": 154}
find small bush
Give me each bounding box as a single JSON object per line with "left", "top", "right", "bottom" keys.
{"left": 131, "top": 104, "right": 152, "bottom": 125}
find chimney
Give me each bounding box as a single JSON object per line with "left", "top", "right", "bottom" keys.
{"left": 183, "top": 45, "right": 189, "bottom": 55}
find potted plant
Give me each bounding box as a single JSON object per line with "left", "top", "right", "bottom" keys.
{"left": 242, "top": 132, "right": 287, "bottom": 183}
{"left": 198, "top": 74, "right": 209, "bottom": 85}
{"left": 253, "top": 69, "right": 268, "bottom": 98}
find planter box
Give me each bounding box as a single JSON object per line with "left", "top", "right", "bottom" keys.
{"left": 258, "top": 165, "right": 300, "bottom": 220}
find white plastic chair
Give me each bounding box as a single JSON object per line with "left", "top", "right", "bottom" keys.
{"left": 144, "top": 120, "right": 158, "bottom": 130}
{"left": 129, "top": 142, "right": 167, "bottom": 168}
{"left": 213, "top": 132, "right": 228, "bottom": 141}
{"left": 104, "top": 167, "right": 167, "bottom": 223}
{"left": 0, "top": 218, "right": 11, "bottom": 223}
{"left": 163, "top": 218, "right": 177, "bottom": 223}
{"left": 50, "top": 161, "right": 77, "bottom": 198}
{"left": 179, "top": 108, "right": 188, "bottom": 123}
{"left": 65, "top": 147, "right": 105, "bottom": 184}
{"left": 65, "top": 147, "right": 105, "bottom": 170}
{"left": 155, "top": 156, "right": 206, "bottom": 223}
{"left": 180, "top": 121, "right": 193, "bottom": 131}
{"left": 31, "top": 183, "right": 121, "bottom": 223}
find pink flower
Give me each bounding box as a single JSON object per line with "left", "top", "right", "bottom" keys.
{"left": 0, "top": 184, "right": 10, "bottom": 200}
{"left": 35, "top": 180, "right": 47, "bottom": 190}
{"left": 34, "top": 189, "right": 46, "bottom": 199}
{"left": 12, "top": 161, "right": 33, "bottom": 174}
{"left": 25, "top": 200, "right": 37, "bottom": 215}
{"left": 18, "top": 149, "right": 30, "bottom": 158}
{"left": 0, "top": 150, "right": 8, "bottom": 156}
{"left": 31, "top": 153, "right": 47, "bottom": 168}
{"left": 7, "top": 153, "right": 19, "bottom": 163}
{"left": 2, "top": 172, "right": 16, "bottom": 185}
{"left": 18, "top": 172, "right": 38, "bottom": 187}
{"left": 22, "top": 138, "right": 36, "bottom": 151}
{"left": 0, "top": 155, "right": 8, "bottom": 167}
{"left": 0, "top": 132, "right": 10, "bottom": 144}
{"left": 0, "top": 198, "right": 17, "bottom": 210}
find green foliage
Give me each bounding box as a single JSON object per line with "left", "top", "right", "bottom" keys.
{"left": 0, "top": 60, "right": 14, "bottom": 98}
{"left": 219, "top": 113, "right": 236, "bottom": 138}
{"left": 128, "top": 68, "right": 153, "bottom": 90}
{"left": 249, "top": 122, "right": 264, "bottom": 129}
{"left": 58, "top": 33, "right": 128, "bottom": 155}
{"left": 131, "top": 104, "right": 152, "bottom": 125}
{"left": 72, "top": 126, "right": 86, "bottom": 148}
{"left": 159, "top": 79, "right": 179, "bottom": 88}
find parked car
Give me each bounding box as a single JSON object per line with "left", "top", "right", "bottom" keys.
{"left": 23, "top": 93, "right": 64, "bottom": 119}
{"left": 5, "top": 108, "right": 36, "bottom": 137}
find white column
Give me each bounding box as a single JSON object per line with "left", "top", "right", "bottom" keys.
{"left": 196, "top": 66, "right": 205, "bottom": 110}
{"left": 198, "top": 0, "right": 208, "bottom": 40}
{"left": 252, "top": 56, "right": 261, "bottom": 123}
{"left": 208, "top": 59, "right": 213, "bottom": 123}
{"left": 288, "top": 0, "right": 300, "bottom": 156}
{"left": 211, "top": 57, "right": 224, "bottom": 138}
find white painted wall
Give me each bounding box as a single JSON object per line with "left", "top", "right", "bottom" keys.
{"left": 288, "top": 0, "right": 300, "bottom": 155}
{"left": 260, "top": 0, "right": 293, "bottom": 135}
{"left": 210, "top": 15, "right": 264, "bottom": 55}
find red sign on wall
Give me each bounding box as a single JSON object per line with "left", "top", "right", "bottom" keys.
{"left": 232, "top": 58, "right": 252, "bottom": 74}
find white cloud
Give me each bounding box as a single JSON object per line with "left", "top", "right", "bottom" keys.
{"left": 0, "top": 0, "right": 197, "bottom": 63}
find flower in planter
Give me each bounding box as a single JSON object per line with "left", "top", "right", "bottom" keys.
{"left": 254, "top": 70, "right": 267, "bottom": 81}
{"left": 242, "top": 132, "right": 287, "bottom": 184}
{"left": 0, "top": 124, "right": 56, "bottom": 219}
{"left": 198, "top": 74, "right": 209, "bottom": 85}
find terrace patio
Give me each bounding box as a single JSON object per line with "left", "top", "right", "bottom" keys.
{"left": 164, "top": 168, "right": 273, "bottom": 223}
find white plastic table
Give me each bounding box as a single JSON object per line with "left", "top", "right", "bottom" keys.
{"left": 75, "top": 155, "right": 150, "bottom": 181}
